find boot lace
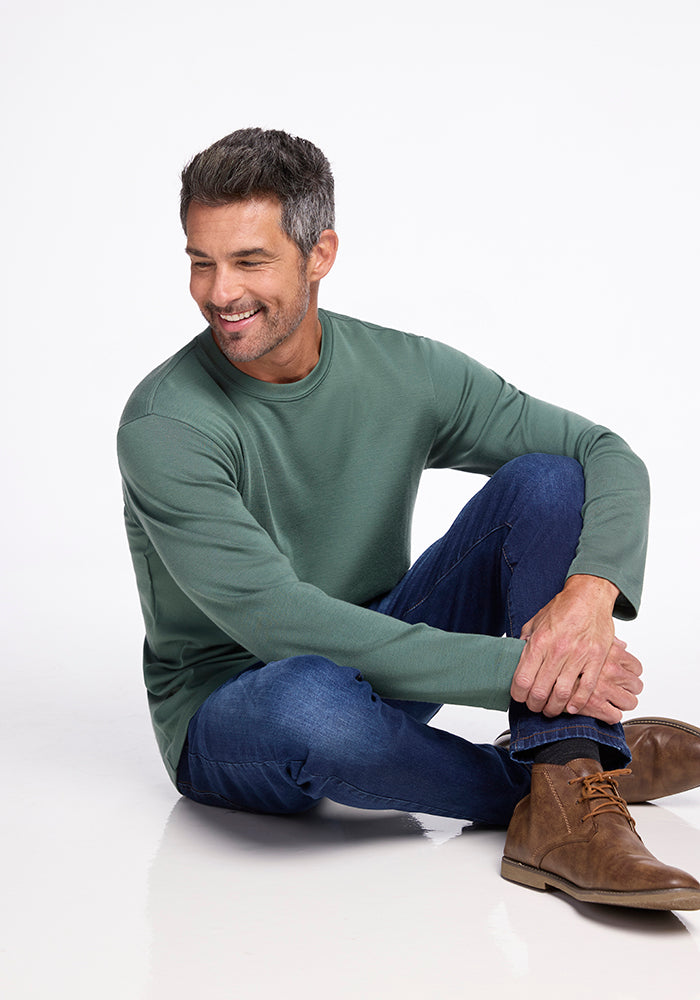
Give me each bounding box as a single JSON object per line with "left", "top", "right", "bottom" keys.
{"left": 569, "top": 769, "right": 636, "bottom": 828}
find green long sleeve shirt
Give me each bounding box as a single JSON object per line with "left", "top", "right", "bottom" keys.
{"left": 117, "top": 309, "right": 649, "bottom": 783}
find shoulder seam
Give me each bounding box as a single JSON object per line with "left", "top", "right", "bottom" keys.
{"left": 321, "top": 308, "right": 422, "bottom": 341}
{"left": 118, "top": 410, "right": 223, "bottom": 440}
{"left": 141, "top": 341, "right": 200, "bottom": 414}
{"left": 117, "top": 411, "right": 240, "bottom": 479}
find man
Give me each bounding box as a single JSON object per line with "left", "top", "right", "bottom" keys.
{"left": 118, "top": 128, "right": 700, "bottom": 910}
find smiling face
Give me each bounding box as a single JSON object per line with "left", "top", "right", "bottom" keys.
{"left": 185, "top": 197, "right": 337, "bottom": 382}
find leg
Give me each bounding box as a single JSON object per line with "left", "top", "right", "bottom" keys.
{"left": 177, "top": 655, "right": 531, "bottom": 825}
{"left": 368, "top": 453, "right": 699, "bottom": 907}
{"left": 177, "top": 455, "right": 614, "bottom": 826}
{"left": 370, "top": 454, "right": 628, "bottom": 766}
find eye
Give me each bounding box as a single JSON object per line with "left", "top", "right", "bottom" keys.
{"left": 192, "top": 260, "right": 213, "bottom": 270}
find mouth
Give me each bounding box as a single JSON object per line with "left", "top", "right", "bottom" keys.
{"left": 211, "top": 304, "right": 264, "bottom": 336}
{"left": 218, "top": 306, "right": 262, "bottom": 323}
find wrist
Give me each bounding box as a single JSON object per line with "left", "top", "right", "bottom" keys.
{"left": 564, "top": 573, "right": 619, "bottom": 612}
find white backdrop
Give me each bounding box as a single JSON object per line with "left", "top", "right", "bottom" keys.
{"left": 2, "top": 0, "right": 698, "bottom": 759}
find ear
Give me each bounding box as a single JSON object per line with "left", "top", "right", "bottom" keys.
{"left": 306, "top": 229, "right": 339, "bottom": 282}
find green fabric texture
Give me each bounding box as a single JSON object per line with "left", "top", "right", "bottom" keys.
{"left": 117, "top": 309, "right": 649, "bottom": 783}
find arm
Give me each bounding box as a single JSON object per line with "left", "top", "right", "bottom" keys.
{"left": 423, "top": 339, "right": 650, "bottom": 620}
{"left": 118, "top": 412, "right": 524, "bottom": 710}
{"left": 422, "top": 339, "right": 650, "bottom": 720}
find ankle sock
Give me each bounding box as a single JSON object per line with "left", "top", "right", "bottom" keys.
{"left": 534, "top": 738, "right": 601, "bottom": 767}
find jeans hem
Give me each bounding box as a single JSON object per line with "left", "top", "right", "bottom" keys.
{"left": 510, "top": 722, "right": 631, "bottom": 767}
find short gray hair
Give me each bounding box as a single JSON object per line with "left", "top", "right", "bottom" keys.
{"left": 180, "top": 128, "right": 335, "bottom": 257}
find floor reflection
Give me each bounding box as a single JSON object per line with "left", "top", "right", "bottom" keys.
{"left": 143, "top": 795, "right": 700, "bottom": 999}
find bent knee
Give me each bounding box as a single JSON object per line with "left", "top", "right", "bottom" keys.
{"left": 249, "top": 655, "right": 370, "bottom": 737}
{"left": 263, "top": 656, "right": 392, "bottom": 751}
{"left": 501, "top": 453, "right": 584, "bottom": 516}
{"left": 261, "top": 655, "right": 363, "bottom": 703}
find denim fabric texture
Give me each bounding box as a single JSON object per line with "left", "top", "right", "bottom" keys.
{"left": 177, "top": 454, "right": 629, "bottom": 825}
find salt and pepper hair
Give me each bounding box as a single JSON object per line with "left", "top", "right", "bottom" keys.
{"left": 180, "top": 128, "right": 335, "bottom": 257}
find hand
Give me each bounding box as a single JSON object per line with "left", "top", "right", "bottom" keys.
{"left": 570, "top": 636, "right": 643, "bottom": 724}
{"left": 510, "top": 574, "right": 641, "bottom": 722}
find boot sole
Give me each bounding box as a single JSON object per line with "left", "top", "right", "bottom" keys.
{"left": 501, "top": 857, "right": 700, "bottom": 910}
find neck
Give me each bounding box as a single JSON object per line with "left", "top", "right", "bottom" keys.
{"left": 233, "top": 315, "right": 323, "bottom": 383}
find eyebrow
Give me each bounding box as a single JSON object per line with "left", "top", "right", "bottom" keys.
{"left": 185, "top": 246, "right": 275, "bottom": 259}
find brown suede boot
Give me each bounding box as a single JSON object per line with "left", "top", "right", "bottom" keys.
{"left": 501, "top": 758, "right": 700, "bottom": 909}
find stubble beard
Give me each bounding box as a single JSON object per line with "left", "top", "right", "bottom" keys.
{"left": 209, "top": 277, "right": 312, "bottom": 367}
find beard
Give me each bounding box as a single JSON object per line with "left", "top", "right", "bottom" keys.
{"left": 207, "top": 275, "right": 312, "bottom": 367}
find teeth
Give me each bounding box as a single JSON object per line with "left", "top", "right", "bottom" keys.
{"left": 220, "top": 308, "right": 259, "bottom": 322}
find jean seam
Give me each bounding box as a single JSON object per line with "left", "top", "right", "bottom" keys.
{"left": 513, "top": 724, "right": 622, "bottom": 745}
{"left": 301, "top": 772, "right": 468, "bottom": 813}
{"left": 403, "top": 521, "right": 512, "bottom": 616}
{"left": 502, "top": 544, "right": 516, "bottom": 638}
{"left": 187, "top": 750, "right": 306, "bottom": 768}
{"left": 185, "top": 754, "right": 472, "bottom": 815}
{"left": 177, "top": 778, "right": 252, "bottom": 810}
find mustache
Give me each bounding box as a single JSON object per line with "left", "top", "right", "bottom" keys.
{"left": 206, "top": 300, "right": 263, "bottom": 315}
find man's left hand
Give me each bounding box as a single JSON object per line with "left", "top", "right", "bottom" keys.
{"left": 510, "top": 574, "right": 627, "bottom": 718}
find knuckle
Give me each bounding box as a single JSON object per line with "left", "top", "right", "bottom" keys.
{"left": 553, "top": 678, "right": 573, "bottom": 698}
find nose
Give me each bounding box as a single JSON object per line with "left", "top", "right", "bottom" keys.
{"left": 208, "top": 265, "right": 245, "bottom": 308}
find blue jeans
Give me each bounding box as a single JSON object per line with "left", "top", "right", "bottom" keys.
{"left": 177, "top": 454, "right": 629, "bottom": 826}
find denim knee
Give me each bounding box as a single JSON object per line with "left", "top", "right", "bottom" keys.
{"left": 245, "top": 656, "right": 373, "bottom": 748}
{"left": 497, "top": 453, "right": 584, "bottom": 520}
{"left": 255, "top": 656, "right": 408, "bottom": 764}
{"left": 258, "top": 655, "right": 365, "bottom": 712}
{"left": 184, "top": 655, "right": 365, "bottom": 765}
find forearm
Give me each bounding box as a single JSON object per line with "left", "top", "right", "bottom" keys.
{"left": 562, "top": 436, "right": 649, "bottom": 619}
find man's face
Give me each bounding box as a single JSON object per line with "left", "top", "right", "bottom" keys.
{"left": 186, "top": 197, "right": 313, "bottom": 370}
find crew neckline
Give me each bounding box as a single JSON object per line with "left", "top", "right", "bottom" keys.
{"left": 196, "top": 309, "right": 334, "bottom": 401}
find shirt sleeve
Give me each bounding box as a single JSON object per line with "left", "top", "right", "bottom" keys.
{"left": 117, "top": 412, "right": 523, "bottom": 710}
{"left": 419, "top": 337, "right": 650, "bottom": 618}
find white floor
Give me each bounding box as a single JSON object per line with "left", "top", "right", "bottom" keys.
{"left": 5, "top": 691, "right": 700, "bottom": 1000}
{"left": 3, "top": 3, "right": 700, "bottom": 997}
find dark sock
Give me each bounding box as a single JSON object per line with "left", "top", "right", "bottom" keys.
{"left": 534, "top": 738, "right": 601, "bottom": 767}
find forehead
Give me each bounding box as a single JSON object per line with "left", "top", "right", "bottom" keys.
{"left": 185, "top": 197, "right": 289, "bottom": 250}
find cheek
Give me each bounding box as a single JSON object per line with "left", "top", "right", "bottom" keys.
{"left": 189, "top": 273, "right": 207, "bottom": 304}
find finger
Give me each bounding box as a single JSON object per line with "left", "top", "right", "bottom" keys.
{"left": 579, "top": 679, "right": 640, "bottom": 720}
{"left": 525, "top": 651, "right": 582, "bottom": 714}
{"left": 576, "top": 692, "right": 625, "bottom": 724}
{"left": 563, "top": 659, "right": 607, "bottom": 714}
{"left": 597, "top": 703, "right": 624, "bottom": 724}
{"left": 617, "top": 672, "right": 643, "bottom": 696}
{"left": 620, "top": 652, "right": 643, "bottom": 677}
{"left": 510, "top": 642, "right": 542, "bottom": 703}
{"left": 630, "top": 674, "right": 643, "bottom": 695}
{"left": 602, "top": 651, "right": 643, "bottom": 689}
{"left": 608, "top": 661, "right": 644, "bottom": 695}
{"left": 568, "top": 646, "right": 643, "bottom": 716}
{"left": 541, "top": 661, "right": 592, "bottom": 716}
